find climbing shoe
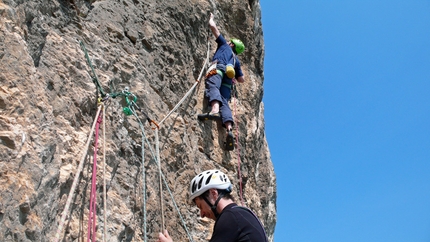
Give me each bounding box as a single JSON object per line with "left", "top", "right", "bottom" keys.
{"left": 225, "top": 130, "right": 234, "bottom": 151}
{"left": 198, "top": 112, "right": 221, "bottom": 121}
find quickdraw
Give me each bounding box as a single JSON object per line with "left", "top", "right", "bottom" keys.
{"left": 112, "top": 87, "right": 160, "bottom": 129}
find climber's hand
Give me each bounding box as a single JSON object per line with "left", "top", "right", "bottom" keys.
{"left": 236, "top": 76, "right": 245, "bottom": 83}
{"left": 158, "top": 230, "right": 173, "bottom": 242}
{"left": 209, "top": 13, "right": 216, "bottom": 27}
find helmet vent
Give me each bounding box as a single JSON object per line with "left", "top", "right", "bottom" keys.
{"left": 197, "top": 177, "right": 203, "bottom": 189}
{"left": 205, "top": 174, "right": 213, "bottom": 185}
{"left": 191, "top": 181, "right": 197, "bottom": 193}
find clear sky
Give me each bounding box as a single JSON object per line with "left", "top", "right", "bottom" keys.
{"left": 260, "top": 1, "right": 430, "bottom": 241}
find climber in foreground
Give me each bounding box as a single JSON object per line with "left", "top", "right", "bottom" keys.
{"left": 197, "top": 13, "right": 246, "bottom": 151}
{"left": 158, "top": 169, "right": 268, "bottom": 242}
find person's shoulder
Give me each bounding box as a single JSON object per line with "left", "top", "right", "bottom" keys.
{"left": 230, "top": 205, "right": 257, "bottom": 217}
{"left": 224, "top": 203, "right": 248, "bottom": 216}
{"left": 219, "top": 203, "right": 238, "bottom": 215}
{"left": 216, "top": 34, "right": 227, "bottom": 44}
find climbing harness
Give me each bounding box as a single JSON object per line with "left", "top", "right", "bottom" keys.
{"left": 205, "top": 68, "right": 219, "bottom": 79}
{"left": 205, "top": 62, "right": 219, "bottom": 79}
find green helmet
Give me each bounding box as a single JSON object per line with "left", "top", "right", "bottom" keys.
{"left": 230, "top": 38, "right": 245, "bottom": 55}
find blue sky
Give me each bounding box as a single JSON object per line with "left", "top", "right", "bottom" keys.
{"left": 260, "top": 1, "right": 430, "bottom": 241}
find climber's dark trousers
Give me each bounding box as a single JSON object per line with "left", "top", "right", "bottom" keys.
{"left": 205, "top": 73, "right": 233, "bottom": 125}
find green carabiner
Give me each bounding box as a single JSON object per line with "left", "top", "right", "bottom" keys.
{"left": 125, "top": 93, "right": 137, "bottom": 106}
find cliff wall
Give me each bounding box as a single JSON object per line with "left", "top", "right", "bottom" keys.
{"left": 0, "top": 0, "right": 276, "bottom": 241}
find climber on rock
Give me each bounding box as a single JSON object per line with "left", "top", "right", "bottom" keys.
{"left": 158, "top": 169, "right": 268, "bottom": 242}
{"left": 198, "top": 13, "right": 246, "bottom": 151}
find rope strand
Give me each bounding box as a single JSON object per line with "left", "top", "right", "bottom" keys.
{"left": 131, "top": 106, "right": 194, "bottom": 241}
{"left": 54, "top": 105, "right": 103, "bottom": 242}
{"left": 72, "top": 31, "right": 212, "bottom": 241}
{"left": 130, "top": 105, "right": 149, "bottom": 241}
{"left": 155, "top": 128, "right": 165, "bottom": 231}
{"left": 102, "top": 104, "right": 107, "bottom": 242}
{"left": 158, "top": 36, "right": 211, "bottom": 127}
{"left": 87, "top": 110, "right": 103, "bottom": 242}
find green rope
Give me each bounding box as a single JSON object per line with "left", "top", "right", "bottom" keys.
{"left": 80, "top": 41, "right": 106, "bottom": 97}
{"left": 130, "top": 105, "right": 148, "bottom": 241}
{"left": 129, "top": 106, "right": 194, "bottom": 242}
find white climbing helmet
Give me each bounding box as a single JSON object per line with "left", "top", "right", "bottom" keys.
{"left": 188, "top": 170, "right": 232, "bottom": 203}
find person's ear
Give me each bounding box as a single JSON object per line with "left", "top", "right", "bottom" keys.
{"left": 209, "top": 188, "right": 218, "bottom": 198}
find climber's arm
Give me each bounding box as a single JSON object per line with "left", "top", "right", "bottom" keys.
{"left": 209, "top": 13, "right": 220, "bottom": 38}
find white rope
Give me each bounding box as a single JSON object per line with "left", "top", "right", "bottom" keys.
{"left": 158, "top": 39, "right": 211, "bottom": 126}
{"left": 155, "top": 128, "right": 165, "bottom": 231}
{"left": 54, "top": 105, "right": 102, "bottom": 242}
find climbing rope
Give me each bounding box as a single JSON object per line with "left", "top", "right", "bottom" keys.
{"left": 130, "top": 105, "right": 194, "bottom": 242}
{"left": 160, "top": 172, "right": 195, "bottom": 242}
{"left": 80, "top": 41, "right": 106, "bottom": 97}
{"left": 158, "top": 35, "right": 211, "bottom": 126}
{"left": 117, "top": 88, "right": 157, "bottom": 239}
{"left": 155, "top": 128, "right": 165, "bottom": 231}
{"left": 54, "top": 104, "right": 103, "bottom": 242}
{"left": 87, "top": 110, "right": 103, "bottom": 241}
{"left": 130, "top": 105, "right": 148, "bottom": 242}
{"left": 102, "top": 103, "right": 107, "bottom": 242}
{"left": 144, "top": 36, "right": 211, "bottom": 239}
{"left": 74, "top": 30, "right": 212, "bottom": 241}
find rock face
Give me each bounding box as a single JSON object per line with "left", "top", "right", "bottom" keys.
{"left": 0, "top": 0, "right": 276, "bottom": 241}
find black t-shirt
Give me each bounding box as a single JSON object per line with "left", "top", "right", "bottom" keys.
{"left": 210, "top": 203, "right": 268, "bottom": 242}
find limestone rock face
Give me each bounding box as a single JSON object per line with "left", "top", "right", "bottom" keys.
{"left": 0, "top": 0, "right": 276, "bottom": 241}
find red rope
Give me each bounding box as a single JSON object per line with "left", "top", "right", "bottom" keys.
{"left": 87, "top": 112, "right": 103, "bottom": 241}
{"left": 232, "top": 84, "right": 244, "bottom": 206}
